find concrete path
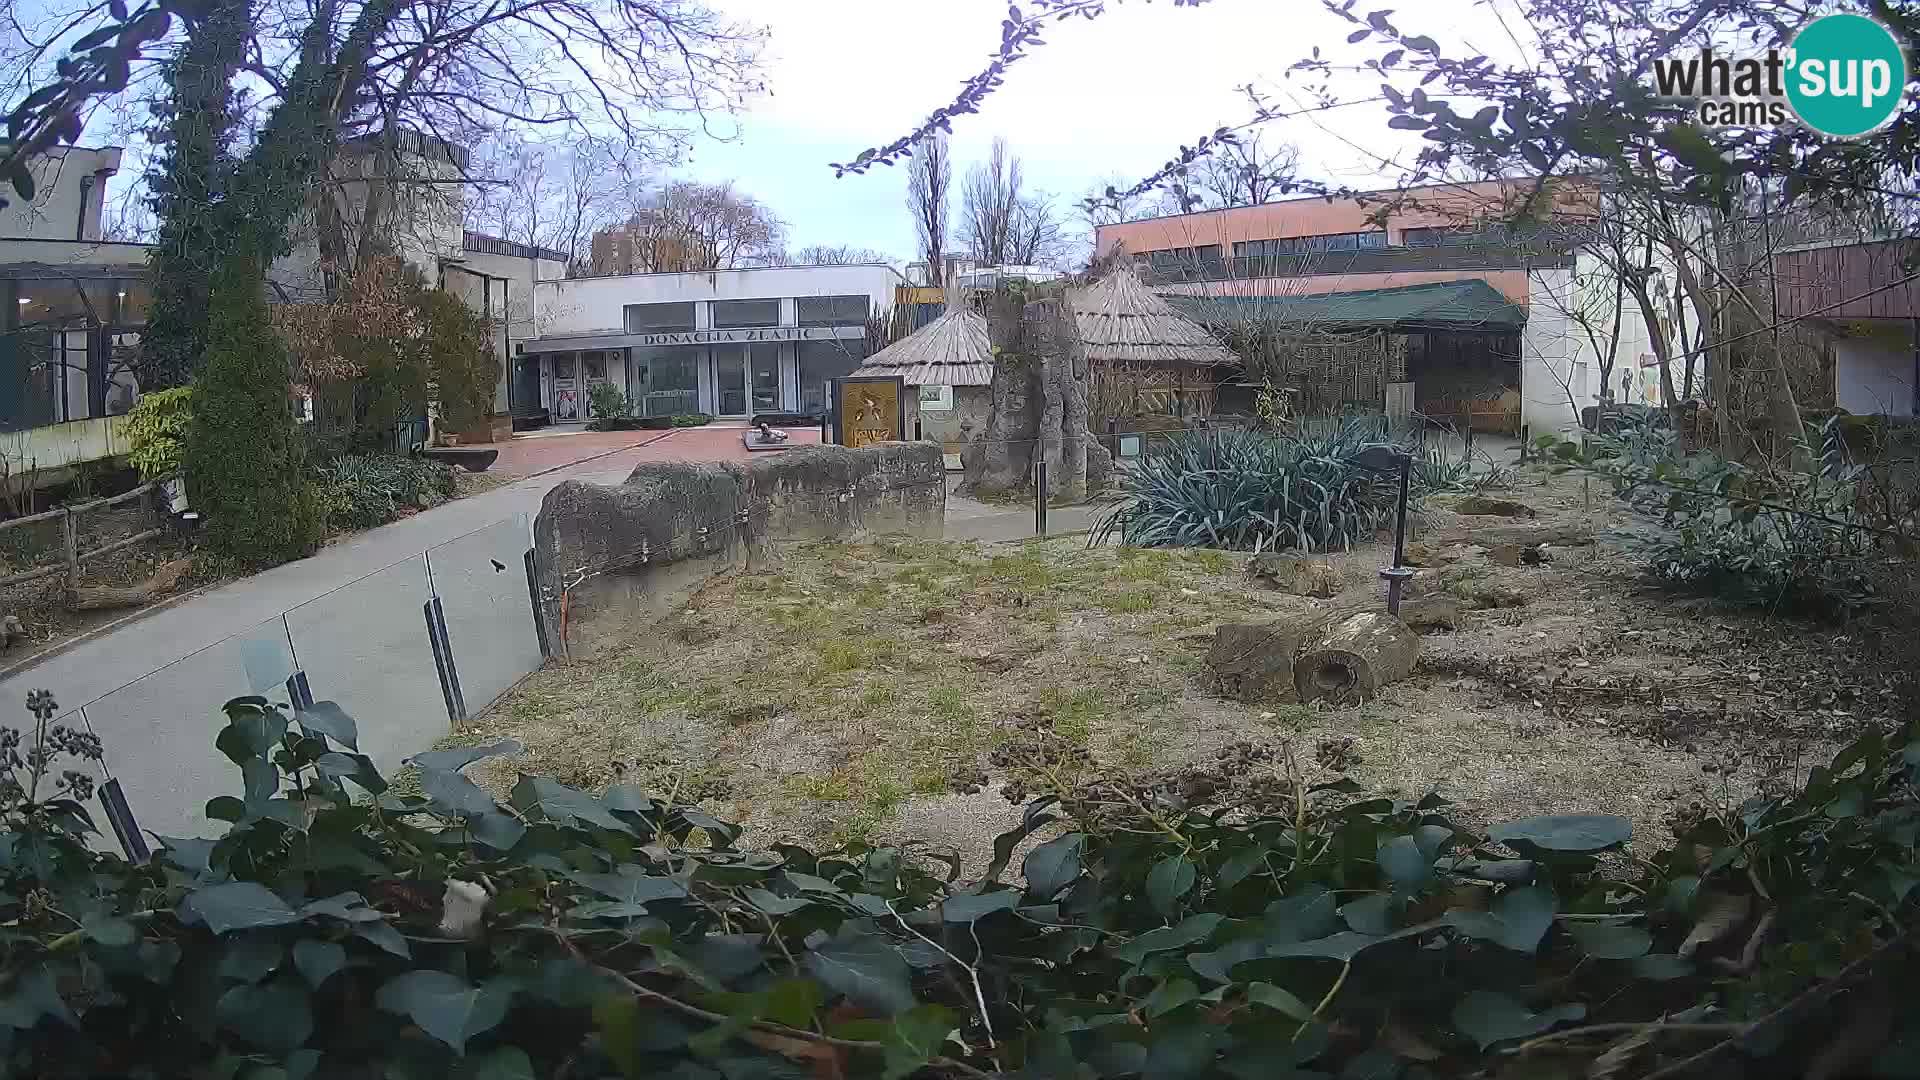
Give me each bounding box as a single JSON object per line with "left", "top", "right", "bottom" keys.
{"left": 0, "top": 431, "right": 1068, "bottom": 839}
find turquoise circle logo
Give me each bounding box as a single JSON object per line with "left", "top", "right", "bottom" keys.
{"left": 1785, "top": 13, "right": 1908, "bottom": 138}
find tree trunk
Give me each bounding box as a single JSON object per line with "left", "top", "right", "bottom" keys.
{"left": 66, "top": 559, "right": 193, "bottom": 611}
{"left": 974, "top": 289, "right": 1032, "bottom": 494}
{"left": 1291, "top": 610, "right": 1420, "bottom": 706}
{"left": 1057, "top": 303, "right": 1089, "bottom": 501}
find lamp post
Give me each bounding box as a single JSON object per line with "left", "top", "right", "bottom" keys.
{"left": 1354, "top": 445, "right": 1414, "bottom": 616}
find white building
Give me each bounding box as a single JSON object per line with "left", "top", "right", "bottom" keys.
{"left": 517, "top": 264, "right": 905, "bottom": 422}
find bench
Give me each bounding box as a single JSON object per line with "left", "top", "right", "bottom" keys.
{"left": 420, "top": 447, "right": 500, "bottom": 472}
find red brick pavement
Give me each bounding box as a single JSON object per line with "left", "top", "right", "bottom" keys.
{"left": 490, "top": 425, "right": 823, "bottom": 476}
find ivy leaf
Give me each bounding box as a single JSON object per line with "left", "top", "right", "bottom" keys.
{"left": 469, "top": 810, "right": 526, "bottom": 851}
{"left": 1188, "top": 937, "right": 1267, "bottom": 984}
{"left": 293, "top": 940, "right": 347, "bottom": 988}
{"left": 1341, "top": 893, "right": 1396, "bottom": 935}
{"left": 409, "top": 740, "right": 521, "bottom": 772}
{"left": 465, "top": 1046, "right": 535, "bottom": 1080}
{"left": 1147, "top": 855, "right": 1197, "bottom": 916}
{"left": 374, "top": 971, "right": 515, "bottom": 1055}
{"left": 1452, "top": 990, "right": 1584, "bottom": 1050}
{"left": 1022, "top": 833, "right": 1083, "bottom": 899}
{"left": 512, "top": 775, "right": 629, "bottom": 832}
{"left": 1246, "top": 981, "right": 1314, "bottom": 1022}
{"left": 215, "top": 977, "right": 314, "bottom": 1053}
{"left": 572, "top": 866, "right": 689, "bottom": 906}
{"left": 421, "top": 768, "right": 500, "bottom": 816}
{"left": 0, "top": 967, "right": 76, "bottom": 1029}
{"left": 1116, "top": 913, "right": 1224, "bottom": 966}
{"left": 218, "top": 938, "right": 286, "bottom": 983}
{"left": 1446, "top": 885, "right": 1557, "bottom": 953}
{"left": 941, "top": 890, "right": 1019, "bottom": 923}
{"left": 880, "top": 1003, "right": 959, "bottom": 1079}
{"left": 216, "top": 702, "right": 288, "bottom": 766}
{"left": 83, "top": 915, "right": 137, "bottom": 948}
{"left": 184, "top": 883, "right": 301, "bottom": 934}
{"left": 1490, "top": 815, "right": 1630, "bottom": 853}
{"left": 803, "top": 930, "right": 915, "bottom": 1016}
{"left": 354, "top": 920, "right": 411, "bottom": 959}
{"left": 1568, "top": 922, "right": 1653, "bottom": 960}
{"left": 1142, "top": 976, "right": 1200, "bottom": 1018}
{"left": 1263, "top": 887, "right": 1340, "bottom": 943}
{"left": 294, "top": 701, "right": 358, "bottom": 750}
{"left": 1376, "top": 835, "right": 1432, "bottom": 891}
{"left": 315, "top": 753, "right": 388, "bottom": 796}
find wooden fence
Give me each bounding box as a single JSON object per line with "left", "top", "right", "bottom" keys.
{"left": 0, "top": 480, "right": 166, "bottom": 589}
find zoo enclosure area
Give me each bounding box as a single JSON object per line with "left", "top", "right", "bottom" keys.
{"left": 40, "top": 514, "right": 546, "bottom": 842}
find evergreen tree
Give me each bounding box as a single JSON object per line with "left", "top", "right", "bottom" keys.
{"left": 184, "top": 258, "right": 322, "bottom": 564}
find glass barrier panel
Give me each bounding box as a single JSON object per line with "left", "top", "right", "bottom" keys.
{"left": 427, "top": 516, "right": 543, "bottom": 718}
{"left": 78, "top": 616, "right": 293, "bottom": 838}
{"left": 285, "top": 554, "right": 444, "bottom": 779}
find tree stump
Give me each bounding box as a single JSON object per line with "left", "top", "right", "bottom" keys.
{"left": 66, "top": 558, "right": 193, "bottom": 612}
{"left": 1292, "top": 611, "right": 1420, "bottom": 706}
{"left": 1206, "top": 621, "right": 1312, "bottom": 703}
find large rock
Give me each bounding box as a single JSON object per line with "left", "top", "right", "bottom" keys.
{"left": 1207, "top": 621, "right": 1313, "bottom": 703}
{"left": 531, "top": 442, "right": 945, "bottom": 657}
{"left": 1450, "top": 496, "right": 1536, "bottom": 518}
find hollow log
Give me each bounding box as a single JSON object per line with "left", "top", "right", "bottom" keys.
{"left": 66, "top": 558, "right": 192, "bottom": 612}
{"left": 1292, "top": 610, "right": 1420, "bottom": 706}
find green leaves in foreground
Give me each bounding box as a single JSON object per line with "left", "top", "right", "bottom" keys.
{"left": 2, "top": 691, "right": 1916, "bottom": 1077}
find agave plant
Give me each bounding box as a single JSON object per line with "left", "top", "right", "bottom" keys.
{"left": 1092, "top": 421, "right": 1417, "bottom": 552}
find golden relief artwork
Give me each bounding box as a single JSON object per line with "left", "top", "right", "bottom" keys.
{"left": 837, "top": 380, "right": 902, "bottom": 449}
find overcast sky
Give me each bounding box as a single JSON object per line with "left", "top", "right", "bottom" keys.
{"left": 678, "top": 0, "right": 1527, "bottom": 259}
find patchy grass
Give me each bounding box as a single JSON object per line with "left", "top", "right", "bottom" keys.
{"left": 460, "top": 471, "right": 1912, "bottom": 871}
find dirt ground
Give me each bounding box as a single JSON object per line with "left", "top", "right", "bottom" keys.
{"left": 457, "top": 465, "right": 1914, "bottom": 871}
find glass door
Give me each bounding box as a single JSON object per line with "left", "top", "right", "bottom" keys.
{"left": 749, "top": 343, "right": 781, "bottom": 415}
{"left": 714, "top": 346, "right": 747, "bottom": 416}
{"left": 551, "top": 352, "right": 579, "bottom": 422}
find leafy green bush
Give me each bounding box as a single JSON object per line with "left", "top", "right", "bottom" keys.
{"left": 1094, "top": 422, "right": 1417, "bottom": 551}
{"left": 0, "top": 686, "right": 1913, "bottom": 1077}
{"left": 671, "top": 412, "right": 714, "bottom": 427}
{"left": 1554, "top": 417, "right": 1882, "bottom": 618}
{"left": 125, "top": 386, "right": 194, "bottom": 481}
{"left": 316, "top": 453, "right": 456, "bottom": 530}
{"left": 183, "top": 260, "right": 323, "bottom": 565}
{"left": 418, "top": 287, "right": 498, "bottom": 436}
{"left": 585, "top": 384, "right": 632, "bottom": 431}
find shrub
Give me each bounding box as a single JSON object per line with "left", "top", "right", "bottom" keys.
{"left": 418, "top": 286, "right": 497, "bottom": 435}
{"left": 1556, "top": 417, "right": 1883, "bottom": 618}
{"left": 671, "top": 412, "right": 714, "bottom": 427}
{"left": 316, "top": 453, "right": 457, "bottom": 530}
{"left": 125, "top": 386, "right": 193, "bottom": 481}
{"left": 1093, "top": 421, "right": 1416, "bottom": 551}
{"left": 0, "top": 688, "right": 1913, "bottom": 1077}
{"left": 585, "top": 384, "right": 631, "bottom": 431}
{"left": 183, "top": 260, "right": 323, "bottom": 565}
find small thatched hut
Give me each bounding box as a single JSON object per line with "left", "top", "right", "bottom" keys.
{"left": 849, "top": 305, "right": 993, "bottom": 467}
{"left": 1072, "top": 267, "right": 1240, "bottom": 427}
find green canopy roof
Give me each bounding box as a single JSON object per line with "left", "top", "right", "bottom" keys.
{"left": 1163, "top": 279, "right": 1526, "bottom": 332}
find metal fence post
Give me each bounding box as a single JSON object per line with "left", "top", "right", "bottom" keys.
{"left": 1035, "top": 459, "right": 1048, "bottom": 537}
{"left": 524, "top": 548, "right": 552, "bottom": 660}
{"left": 424, "top": 597, "right": 467, "bottom": 725}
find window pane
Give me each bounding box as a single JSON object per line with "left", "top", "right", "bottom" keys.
{"left": 712, "top": 299, "right": 780, "bottom": 328}
{"left": 796, "top": 295, "right": 869, "bottom": 327}
{"left": 112, "top": 279, "right": 151, "bottom": 324}
{"left": 749, "top": 343, "right": 780, "bottom": 412}
{"left": 15, "top": 279, "right": 95, "bottom": 327}
{"left": 715, "top": 346, "right": 746, "bottom": 415}
{"left": 797, "top": 340, "right": 864, "bottom": 415}
{"left": 624, "top": 302, "right": 695, "bottom": 333}
{"left": 631, "top": 346, "right": 700, "bottom": 418}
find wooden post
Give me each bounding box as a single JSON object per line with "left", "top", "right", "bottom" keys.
{"left": 61, "top": 508, "right": 79, "bottom": 585}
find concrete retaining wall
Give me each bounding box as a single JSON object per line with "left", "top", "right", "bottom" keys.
{"left": 532, "top": 441, "right": 944, "bottom": 656}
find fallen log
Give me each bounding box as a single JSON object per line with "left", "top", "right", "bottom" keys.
{"left": 1207, "top": 621, "right": 1315, "bottom": 703}
{"left": 66, "top": 558, "right": 192, "bottom": 612}
{"left": 1292, "top": 610, "right": 1420, "bottom": 706}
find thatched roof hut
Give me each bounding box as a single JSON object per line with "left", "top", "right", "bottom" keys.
{"left": 1071, "top": 266, "right": 1240, "bottom": 368}
{"left": 849, "top": 307, "right": 993, "bottom": 386}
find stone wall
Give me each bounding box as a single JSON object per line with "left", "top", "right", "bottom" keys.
{"left": 532, "top": 441, "right": 944, "bottom": 656}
